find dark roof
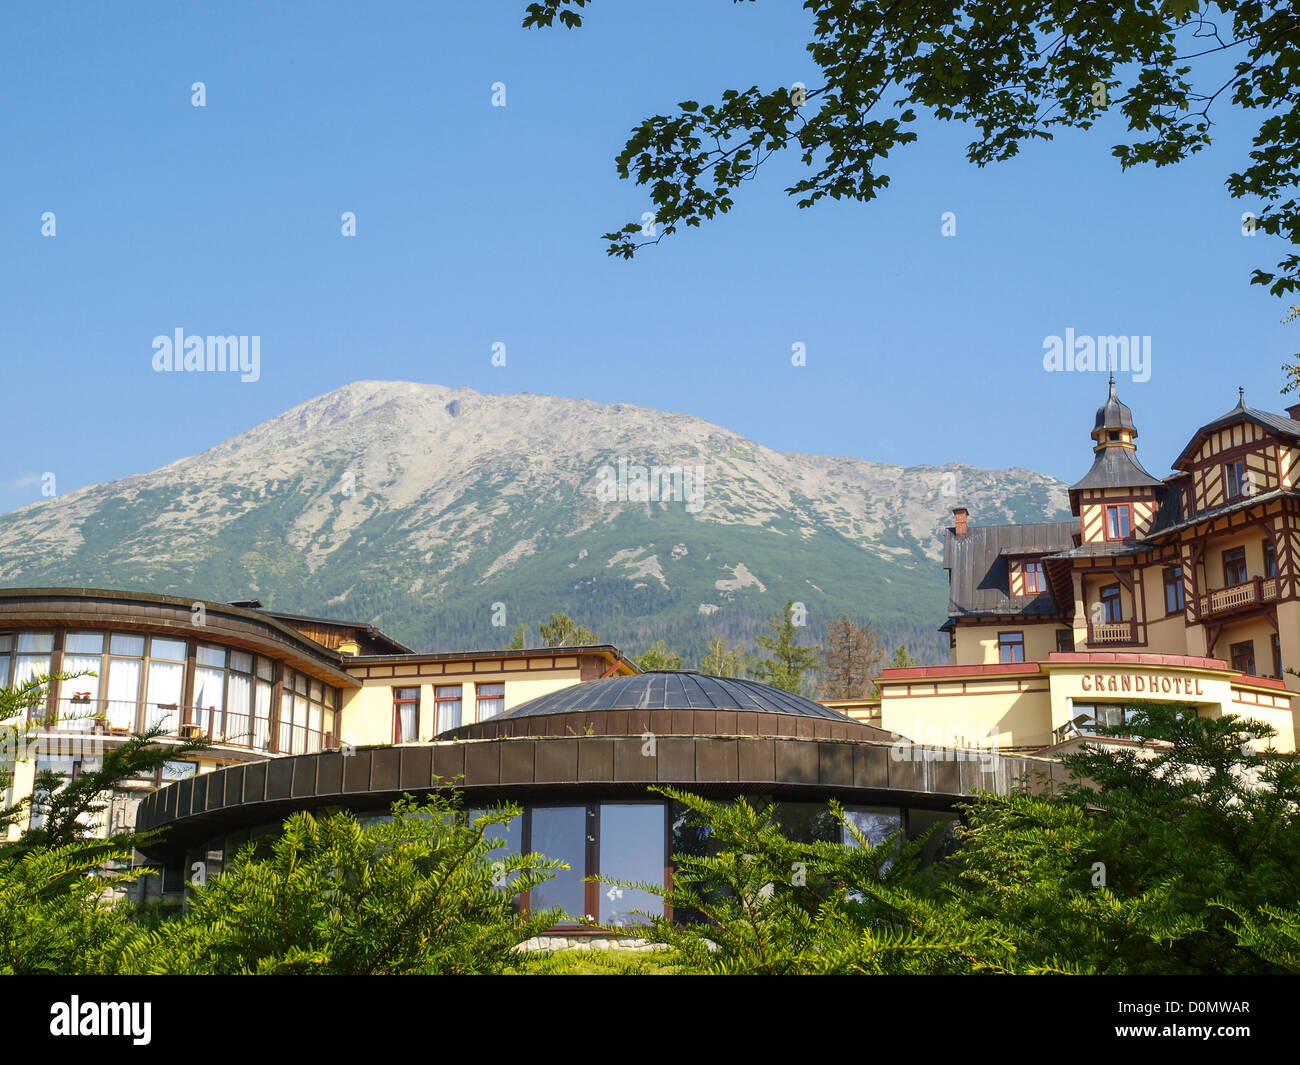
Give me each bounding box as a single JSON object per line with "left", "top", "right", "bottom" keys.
{"left": 1068, "top": 446, "right": 1163, "bottom": 498}
{"left": 495, "top": 671, "right": 853, "bottom": 721}
{"left": 1172, "top": 390, "right": 1300, "bottom": 469}
{"left": 1094, "top": 376, "right": 1137, "bottom": 433}
{"left": 259, "top": 609, "right": 415, "bottom": 654}
{"left": 943, "top": 521, "right": 1076, "bottom": 619}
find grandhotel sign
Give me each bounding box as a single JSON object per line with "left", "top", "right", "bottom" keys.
{"left": 1078, "top": 671, "right": 1206, "bottom": 697}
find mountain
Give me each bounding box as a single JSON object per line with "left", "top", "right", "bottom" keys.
{"left": 0, "top": 381, "right": 1071, "bottom": 666}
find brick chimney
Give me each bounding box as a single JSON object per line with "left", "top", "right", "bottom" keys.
{"left": 1287, "top": 402, "right": 1300, "bottom": 422}
{"left": 952, "top": 506, "right": 969, "bottom": 536}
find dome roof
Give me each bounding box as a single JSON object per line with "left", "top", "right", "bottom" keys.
{"left": 496, "top": 671, "right": 853, "bottom": 721}
{"left": 1093, "top": 376, "right": 1136, "bottom": 434}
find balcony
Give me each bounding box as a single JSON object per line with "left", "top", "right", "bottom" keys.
{"left": 1196, "top": 576, "right": 1278, "bottom": 620}
{"left": 31, "top": 698, "right": 333, "bottom": 756}
{"left": 1087, "top": 620, "right": 1137, "bottom": 646}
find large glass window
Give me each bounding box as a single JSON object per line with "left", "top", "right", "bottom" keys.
{"left": 193, "top": 645, "right": 226, "bottom": 735}
{"left": 435, "top": 684, "right": 462, "bottom": 733}
{"left": 843, "top": 806, "right": 903, "bottom": 848}
{"left": 14, "top": 633, "right": 53, "bottom": 716}
{"left": 475, "top": 682, "right": 505, "bottom": 722}
{"left": 103, "top": 635, "right": 144, "bottom": 733}
{"left": 469, "top": 807, "right": 522, "bottom": 892}
{"left": 60, "top": 632, "right": 103, "bottom": 732}
{"left": 909, "top": 810, "right": 961, "bottom": 866}
{"left": 1264, "top": 539, "right": 1278, "bottom": 578}
{"left": 598, "top": 804, "right": 665, "bottom": 927}
{"left": 529, "top": 806, "right": 588, "bottom": 921}
{"left": 146, "top": 637, "right": 186, "bottom": 732}
{"left": 0, "top": 633, "right": 11, "bottom": 688}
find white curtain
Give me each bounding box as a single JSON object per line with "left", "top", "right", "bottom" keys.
{"left": 254, "top": 681, "right": 272, "bottom": 750}
{"left": 105, "top": 659, "right": 140, "bottom": 732}
{"left": 227, "top": 672, "right": 252, "bottom": 744}
{"left": 435, "top": 688, "right": 460, "bottom": 734}
{"left": 193, "top": 667, "right": 224, "bottom": 733}
{"left": 146, "top": 660, "right": 184, "bottom": 731}
{"left": 60, "top": 653, "right": 102, "bottom": 731}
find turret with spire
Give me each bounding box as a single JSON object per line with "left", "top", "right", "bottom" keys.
{"left": 1069, "top": 377, "right": 1163, "bottom": 541}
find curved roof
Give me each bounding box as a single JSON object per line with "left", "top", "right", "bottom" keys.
{"left": 496, "top": 671, "right": 853, "bottom": 721}
{"left": 1093, "top": 376, "right": 1137, "bottom": 434}
{"left": 1068, "top": 446, "right": 1163, "bottom": 498}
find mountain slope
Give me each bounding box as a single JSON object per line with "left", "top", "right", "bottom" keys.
{"left": 0, "top": 381, "right": 1071, "bottom": 663}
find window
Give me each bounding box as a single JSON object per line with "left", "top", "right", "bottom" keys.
{"left": 1231, "top": 640, "right": 1256, "bottom": 675}
{"left": 104, "top": 634, "right": 145, "bottom": 733}
{"left": 1223, "top": 547, "right": 1248, "bottom": 586}
{"left": 529, "top": 806, "right": 589, "bottom": 920}
{"left": 1264, "top": 539, "right": 1277, "bottom": 578}
{"left": 0, "top": 633, "right": 11, "bottom": 689}
{"left": 1056, "top": 629, "right": 1074, "bottom": 653}
{"left": 146, "top": 637, "right": 187, "bottom": 732}
{"left": 1070, "top": 702, "right": 1126, "bottom": 736}
{"left": 597, "top": 804, "right": 666, "bottom": 926}
{"left": 475, "top": 682, "right": 505, "bottom": 722}
{"left": 1105, "top": 504, "right": 1132, "bottom": 539}
{"left": 908, "top": 810, "right": 961, "bottom": 866}
{"left": 1100, "top": 584, "right": 1123, "bottom": 623}
{"left": 1225, "top": 459, "right": 1247, "bottom": 500}
{"left": 393, "top": 687, "right": 420, "bottom": 743}
{"left": 60, "top": 632, "right": 103, "bottom": 732}
{"left": 1273, "top": 633, "right": 1283, "bottom": 678}
{"left": 435, "top": 685, "right": 462, "bottom": 734}
{"left": 997, "top": 632, "right": 1025, "bottom": 664}
{"left": 1023, "top": 560, "right": 1045, "bottom": 594}
{"left": 1164, "top": 566, "right": 1185, "bottom": 614}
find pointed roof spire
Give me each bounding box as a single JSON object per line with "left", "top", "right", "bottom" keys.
{"left": 1093, "top": 375, "right": 1136, "bottom": 434}
{"left": 1238, "top": 386, "right": 1246, "bottom": 408}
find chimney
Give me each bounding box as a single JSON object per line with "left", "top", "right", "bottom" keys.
{"left": 1287, "top": 402, "right": 1300, "bottom": 422}
{"left": 952, "top": 506, "right": 969, "bottom": 536}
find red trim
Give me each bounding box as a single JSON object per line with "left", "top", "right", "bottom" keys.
{"left": 881, "top": 663, "right": 1041, "bottom": 680}
{"left": 1047, "top": 651, "right": 1228, "bottom": 670}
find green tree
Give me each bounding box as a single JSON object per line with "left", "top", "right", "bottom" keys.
{"left": 820, "top": 614, "right": 885, "bottom": 699}
{"left": 700, "top": 636, "right": 746, "bottom": 678}
{"left": 524, "top": 2, "right": 1300, "bottom": 327}
{"left": 507, "top": 623, "right": 528, "bottom": 650}
{"left": 134, "top": 798, "right": 565, "bottom": 975}
{"left": 538, "top": 613, "right": 601, "bottom": 647}
{"left": 748, "top": 600, "right": 822, "bottom": 694}
{"left": 637, "top": 639, "right": 683, "bottom": 671}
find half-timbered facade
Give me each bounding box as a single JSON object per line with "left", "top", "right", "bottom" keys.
{"left": 844, "top": 380, "right": 1300, "bottom": 753}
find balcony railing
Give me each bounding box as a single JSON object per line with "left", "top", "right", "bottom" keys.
{"left": 1196, "top": 576, "right": 1278, "bottom": 620}
{"left": 31, "top": 698, "right": 332, "bottom": 755}
{"left": 1087, "top": 620, "right": 1137, "bottom": 645}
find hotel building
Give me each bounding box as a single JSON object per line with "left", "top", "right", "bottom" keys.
{"left": 0, "top": 587, "right": 1055, "bottom": 933}
{"left": 858, "top": 379, "right": 1300, "bottom": 754}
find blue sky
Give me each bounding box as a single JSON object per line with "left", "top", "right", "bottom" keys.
{"left": 0, "top": 1, "right": 1290, "bottom": 516}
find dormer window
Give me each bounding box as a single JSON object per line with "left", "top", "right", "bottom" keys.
{"left": 1023, "top": 560, "right": 1045, "bottom": 594}
{"left": 1105, "top": 504, "right": 1132, "bottom": 539}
